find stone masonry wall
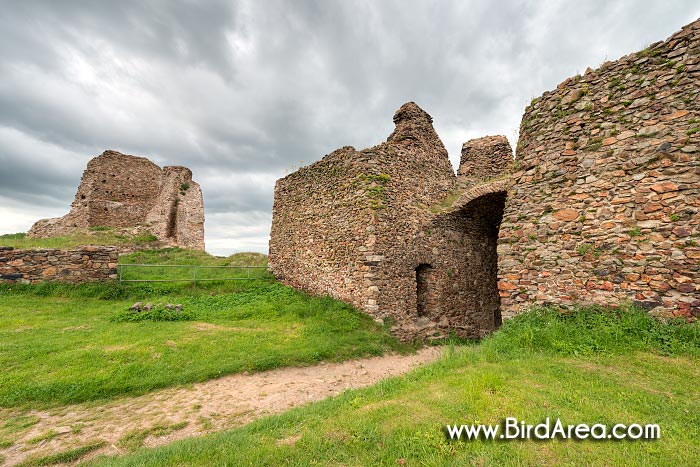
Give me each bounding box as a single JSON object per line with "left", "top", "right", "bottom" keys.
{"left": 458, "top": 135, "right": 513, "bottom": 184}
{"left": 269, "top": 146, "right": 377, "bottom": 311}
{"left": 270, "top": 20, "right": 700, "bottom": 341}
{"left": 0, "top": 246, "right": 118, "bottom": 284}
{"left": 29, "top": 150, "right": 205, "bottom": 250}
{"left": 352, "top": 103, "right": 459, "bottom": 338}
{"left": 498, "top": 19, "right": 700, "bottom": 319}
{"left": 271, "top": 103, "right": 512, "bottom": 340}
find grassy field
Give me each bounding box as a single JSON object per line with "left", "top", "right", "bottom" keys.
{"left": 0, "top": 279, "right": 404, "bottom": 409}
{"left": 81, "top": 306, "right": 700, "bottom": 467}
{"left": 2, "top": 243, "right": 698, "bottom": 465}
{"left": 0, "top": 229, "right": 162, "bottom": 250}
{"left": 119, "top": 248, "right": 268, "bottom": 267}
{"left": 118, "top": 248, "right": 270, "bottom": 282}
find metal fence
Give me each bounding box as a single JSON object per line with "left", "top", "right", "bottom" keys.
{"left": 118, "top": 264, "right": 269, "bottom": 285}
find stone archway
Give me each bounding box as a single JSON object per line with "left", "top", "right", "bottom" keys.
{"left": 435, "top": 179, "right": 510, "bottom": 334}
{"left": 456, "top": 191, "right": 506, "bottom": 330}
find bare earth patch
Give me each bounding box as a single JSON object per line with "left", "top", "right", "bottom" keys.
{"left": 0, "top": 347, "right": 442, "bottom": 465}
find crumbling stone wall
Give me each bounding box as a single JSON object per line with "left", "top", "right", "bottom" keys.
{"left": 270, "top": 103, "right": 512, "bottom": 340}
{"left": 498, "top": 19, "right": 700, "bottom": 319}
{"left": 458, "top": 135, "right": 513, "bottom": 184}
{"left": 28, "top": 150, "right": 205, "bottom": 250}
{"left": 269, "top": 145, "right": 377, "bottom": 309}
{"left": 0, "top": 246, "right": 118, "bottom": 283}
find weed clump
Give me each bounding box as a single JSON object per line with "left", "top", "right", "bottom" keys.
{"left": 111, "top": 306, "right": 197, "bottom": 322}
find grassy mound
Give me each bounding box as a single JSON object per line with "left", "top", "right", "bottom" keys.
{"left": 118, "top": 248, "right": 269, "bottom": 282}
{"left": 482, "top": 303, "right": 700, "bottom": 358}
{"left": 119, "top": 248, "right": 267, "bottom": 266}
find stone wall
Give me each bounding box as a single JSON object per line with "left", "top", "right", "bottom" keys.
{"left": 458, "top": 135, "right": 513, "bottom": 184}
{"left": 498, "top": 19, "right": 700, "bottom": 319}
{"left": 0, "top": 246, "right": 118, "bottom": 284}
{"left": 270, "top": 102, "right": 512, "bottom": 340}
{"left": 271, "top": 19, "right": 700, "bottom": 340}
{"left": 29, "top": 151, "right": 205, "bottom": 250}
{"left": 269, "top": 145, "right": 377, "bottom": 310}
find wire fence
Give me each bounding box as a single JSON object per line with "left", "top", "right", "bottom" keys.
{"left": 118, "top": 264, "right": 270, "bottom": 285}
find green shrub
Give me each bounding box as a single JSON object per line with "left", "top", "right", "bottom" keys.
{"left": 111, "top": 306, "right": 197, "bottom": 322}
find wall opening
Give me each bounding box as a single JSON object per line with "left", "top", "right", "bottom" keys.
{"left": 415, "top": 263, "right": 433, "bottom": 317}
{"left": 457, "top": 191, "right": 506, "bottom": 330}
{"left": 166, "top": 200, "right": 178, "bottom": 239}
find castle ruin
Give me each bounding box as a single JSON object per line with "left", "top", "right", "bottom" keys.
{"left": 29, "top": 150, "right": 205, "bottom": 250}
{"left": 270, "top": 102, "right": 513, "bottom": 340}
{"left": 270, "top": 19, "right": 700, "bottom": 340}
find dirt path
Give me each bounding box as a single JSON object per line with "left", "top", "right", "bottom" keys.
{"left": 1, "top": 347, "right": 443, "bottom": 465}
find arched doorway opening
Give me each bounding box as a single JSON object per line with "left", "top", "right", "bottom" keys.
{"left": 457, "top": 190, "right": 506, "bottom": 329}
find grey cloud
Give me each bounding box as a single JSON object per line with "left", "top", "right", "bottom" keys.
{"left": 0, "top": 0, "right": 698, "bottom": 254}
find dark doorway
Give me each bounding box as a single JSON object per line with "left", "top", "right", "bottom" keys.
{"left": 415, "top": 263, "right": 433, "bottom": 317}
{"left": 460, "top": 191, "right": 506, "bottom": 329}
{"left": 166, "top": 200, "right": 178, "bottom": 239}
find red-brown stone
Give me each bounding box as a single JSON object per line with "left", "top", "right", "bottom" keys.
{"left": 553, "top": 208, "right": 579, "bottom": 221}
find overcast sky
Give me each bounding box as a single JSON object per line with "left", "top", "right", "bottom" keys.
{"left": 1, "top": 1, "right": 698, "bottom": 255}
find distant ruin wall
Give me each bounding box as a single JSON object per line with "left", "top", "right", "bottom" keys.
{"left": 0, "top": 246, "right": 118, "bottom": 284}
{"left": 498, "top": 20, "right": 700, "bottom": 319}
{"left": 29, "top": 151, "right": 205, "bottom": 250}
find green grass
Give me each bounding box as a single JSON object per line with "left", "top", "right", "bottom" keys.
{"left": 16, "top": 441, "right": 107, "bottom": 467}
{"left": 26, "top": 429, "right": 59, "bottom": 445}
{"left": 0, "top": 229, "right": 161, "bottom": 249}
{"left": 119, "top": 248, "right": 268, "bottom": 267}
{"left": 0, "top": 280, "right": 404, "bottom": 408}
{"left": 118, "top": 422, "right": 189, "bottom": 451}
{"left": 480, "top": 304, "right": 699, "bottom": 357}
{"left": 118, "top": 248, "right": 270, "bottom": 282}
{"left": 83, "top": 305, "right": 699, "bottom": 466}
{"left": 2, "top": 414, "right": 40, "bottom": 434}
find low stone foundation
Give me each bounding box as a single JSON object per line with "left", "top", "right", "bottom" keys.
{"left": 0, "top": 246, "right": 118, "bottom": 284}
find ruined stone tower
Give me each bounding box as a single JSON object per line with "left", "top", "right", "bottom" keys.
{"left": 270, "top": 102, "right": 512, "bottom": 340}
{"left": 29, "top": 150, "right": 205, "bottom": 250}
{"left": 498, "top": 19, "right": 700, "bottom": 320}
